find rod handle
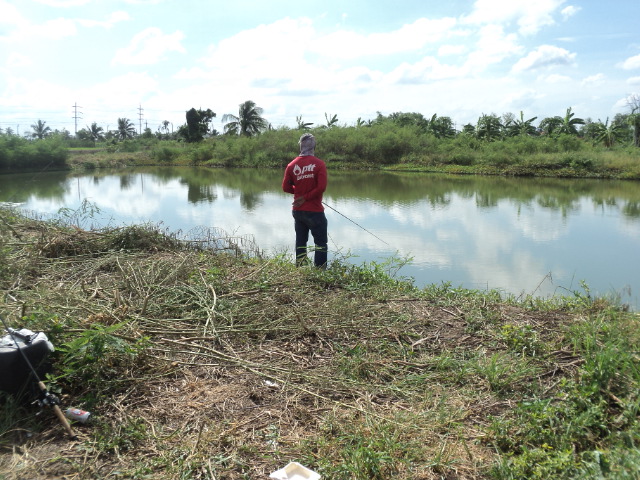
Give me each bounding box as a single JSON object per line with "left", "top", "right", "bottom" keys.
{"left": 38, "top": 381, "right": 78, "bottom": 441}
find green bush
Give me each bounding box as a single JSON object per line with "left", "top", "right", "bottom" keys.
{"left": 152, "top": 144, "right": 181, "bottom": 163}
{"left": 0, "top": 135, "right": 68, "bottom": 170}
{"left": 557, "top": 134, "right": 586, "bottom": 152}
{"left": 189, "top": 144, "right": 214, "bottom": 164}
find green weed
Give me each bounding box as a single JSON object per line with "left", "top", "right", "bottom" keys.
{"left": 499, "top": 323, "right": 544, "bottom": 357}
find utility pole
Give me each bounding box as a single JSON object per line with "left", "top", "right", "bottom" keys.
{"left": 137, "top": 104, "right": 144, "bottom": 135}
{"left": 72, "top": 102, "right": 83, "bottom": 135}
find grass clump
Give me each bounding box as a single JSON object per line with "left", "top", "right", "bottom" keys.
{"left": 0, "top": 206, "right": 639, "bottom": 479}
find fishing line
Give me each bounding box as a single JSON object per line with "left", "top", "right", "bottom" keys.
{"left": 322, "top": 201, "right": 389, "bottom": 246}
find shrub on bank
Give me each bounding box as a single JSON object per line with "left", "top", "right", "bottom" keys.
{"left": 152, "top": 142, "right": 183, "bottom": 163}
{"left": 0, "top": 135, "right": 68, "bottom": 170}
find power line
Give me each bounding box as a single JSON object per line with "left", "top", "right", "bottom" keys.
{"left": 137, "top": 104, "right": 144, "bottom": 135}
{"left": 72, "top": 102, "right": 83, "bottom": 135}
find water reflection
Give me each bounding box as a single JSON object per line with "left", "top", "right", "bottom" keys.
{"left": 1, "top": 167, "right": 638, "bottom": 309}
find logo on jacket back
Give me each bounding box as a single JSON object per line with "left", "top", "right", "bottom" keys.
{"left": 293, "top": 163, "right": 316, "bottom": 180}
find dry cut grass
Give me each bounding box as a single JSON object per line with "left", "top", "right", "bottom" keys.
{"left": 0, "top": 206, "right": 630, "bottom": 479}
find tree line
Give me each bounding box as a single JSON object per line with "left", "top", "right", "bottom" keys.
{"left": 2, "top": 95, "right": 640, "bottom": 149}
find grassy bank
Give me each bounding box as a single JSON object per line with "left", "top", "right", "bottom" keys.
{"left": 3, "top": 123, "right": 636, "bottom": 179}
{"left": 1, "top": 206, "right": 639, "bottom": 479}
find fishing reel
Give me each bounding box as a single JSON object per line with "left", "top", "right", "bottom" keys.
{"left": 36, "top": 389, "right": 61, "bottom": 408}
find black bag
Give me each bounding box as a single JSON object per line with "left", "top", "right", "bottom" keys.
{"left": 0, "top": 328, "right": 55, "bottom": 398}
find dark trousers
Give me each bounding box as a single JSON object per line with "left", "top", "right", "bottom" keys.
{"left": 292, "top": 210, "right": 328, "bottom": 268}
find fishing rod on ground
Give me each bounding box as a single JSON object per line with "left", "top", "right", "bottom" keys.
{"left": 0, "top": 314, "right": 77, "bottom": 441}
{"left": 322, "top": 201, "right": 389, "bottom": 246}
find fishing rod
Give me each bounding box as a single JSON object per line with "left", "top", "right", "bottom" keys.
{"left": 322, "top": 201, "right": 389, "bottom": 246}
{"left": 0, "top": 315, "right": 77, "bottom": 441}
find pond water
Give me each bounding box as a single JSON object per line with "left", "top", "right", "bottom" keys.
{"left": 1, "top": 167, "right": 639, "bottom": 310}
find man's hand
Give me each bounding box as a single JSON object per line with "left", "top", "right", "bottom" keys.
{"left": 293, "top": 196, "right": 305, "bottom": 208}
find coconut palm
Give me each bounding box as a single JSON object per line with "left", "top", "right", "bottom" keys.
{"left": 30, "top": 120, "right": 51, "bottom": 139}
{"left": 86, "top": 122, "right": 105, "bottom": 144}
{"left": 222, "top": 100, "right": 268, "bottom": 136}
{"left": 116, "top": 118, "right": 136, "bottom": 140}
{"left": 428, "top": 114, "right": 456, "bottom": 138}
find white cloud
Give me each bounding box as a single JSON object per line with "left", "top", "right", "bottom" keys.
{"left": 0, "top": 4, "right": 125, "bottom": 44}
{"left": 463, "top": 0, "right": 566, "bottom": 35}
{"left": 500, "top": 89, "right": 543, "bottom": 111}
{"left": 33, "top": 0, "right": 92, "bottom": 6}
{"left": 466, "top": 24, "right": 523, "bottom": 71}
{"left": 512, "top": 45, "right": 576, "bottom": 72}
{"left": 112, "top": 28, "right": 186, "bottom": 66}
{"left": 201, "top": 18, "right": 311, "bottom": 71}
{"left": 0, "top": 76, "right": 73, "bottom": 110}
{"left": 628, "top": 76, "right": 640, "bottom": 86}
{"left": 540, "top": 73, "right": 571, "bottom": 83}
{"left": 80, "top": 72, "right": 161, "bottom": 116}
{"left": 313, "top": 17, "right": 458, "bottom": 59}
{"left": 78, "top": 11, "right": 130, "bottom": 29}
{"left": 622, "top": 54, "right": 640, "bottom": 70}
{"left": 6, "top": 53, "right": 32, "bottom": 68}
{"left": 0, "top": 1, "right": 27, "bottom": 29}
{"left": 561, "top": 5, "right": 581, "bottom": 21}
{"left": 581, "top": 73, "right": 605, "bottom": 87}
{"left": 39, "top": 17, "right": 78, "bottom": 39}
{"left": 387, "top": 56, "right": 465, "bottom": 84}
{"left": 438, "top": 44, "right": 467, "bottom": 57}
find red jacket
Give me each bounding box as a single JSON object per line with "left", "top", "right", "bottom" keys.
{"left": 282, "top": 155, "right": 327, "bottom": 212}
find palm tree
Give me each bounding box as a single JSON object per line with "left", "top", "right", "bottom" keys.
{"left": 427, "top": 114, "right": 456, "bottom": 138}
{"left": 506, "top": 111, "right": 538, "bottom": 137}
{"left": 116, "top": 118, "right": 136, "bottom": 140}
{"left": 222, "top": 100, "right": 268, "bottom": 136}
{"left": 86, "top": 122, "right": 105, "bottom": 144}
{"left": 557, "top": 107, "right": 585, "bottom": 136}
{"left": 30, "top": 120, "right": 51, "bottom": 139}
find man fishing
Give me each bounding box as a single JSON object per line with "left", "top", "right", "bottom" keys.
{"left": 282, "top": 133, "right": 328, "bottom": 268}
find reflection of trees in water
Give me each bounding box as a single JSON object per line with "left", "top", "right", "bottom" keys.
{"left": 475, "top": 192, "right": 498, "bottom": 208}
{"left": 536, "top": 195, "right": 581, "bottom": 218}
{"left": 0, "top": 171, "right": 68, "bottom": 202}
{"left": 3, "top": 167, "right": 640, "bottom": 220}
{"left": 119, "top": 174, "right": 136, "bottom": 190}
{"left": 623, "top": 201, "right": 640, "bottom": 218}
{"left": 240, "top": 192, "right": 261, "bottom": 210}
{"left": 187, "top": 185, "right": 217, "bottom": 204}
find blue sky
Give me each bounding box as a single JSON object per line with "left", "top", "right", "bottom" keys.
{"left": 1, "top": 0, "right": 639, "bottom": 135}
